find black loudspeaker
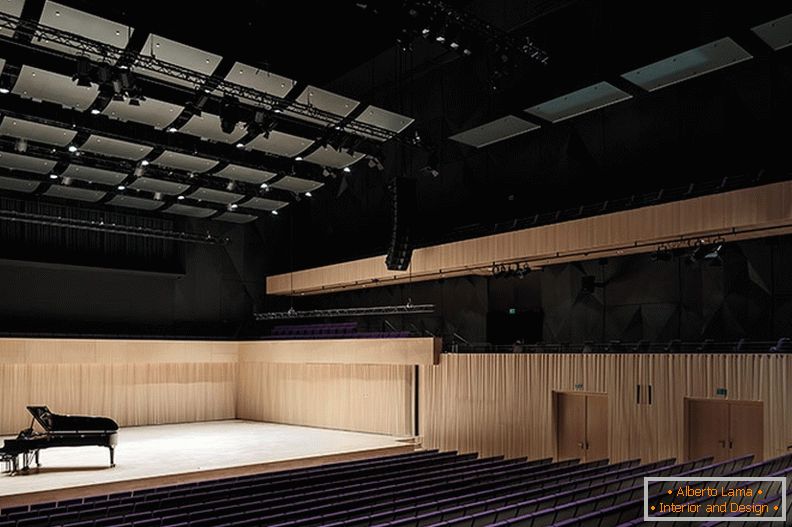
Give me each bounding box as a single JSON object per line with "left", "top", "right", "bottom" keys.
{"left": 386, "top": 177, "right": 417, "bottom": 271}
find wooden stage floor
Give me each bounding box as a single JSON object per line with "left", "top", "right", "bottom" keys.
{"left": 0, "top": 420, "right": 414, "bottom": 508}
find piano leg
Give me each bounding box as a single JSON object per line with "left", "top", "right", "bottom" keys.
{"left": 109, "top": 446, "right": 115, "bottom": 467}
{"left": 35, "top": 449, "right": 40, "bottom": 467}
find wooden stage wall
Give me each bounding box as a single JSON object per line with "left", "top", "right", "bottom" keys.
{"left": 421, "top": 353, "right": 792, "bottom": 463}
{"left": 0, "top": 339, "right": 238, "bottom": 435}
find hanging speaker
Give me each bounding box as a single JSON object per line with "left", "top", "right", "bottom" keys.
{"left": 386, "top": 177, "right": 417, "bottom": 271}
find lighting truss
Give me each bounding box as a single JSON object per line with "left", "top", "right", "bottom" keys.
{"left": 0, "top": 12, "right": 408, "bottom": 144}
{"left": 0, "top": 208, "right": 228, "bottom": 245}
{"left": 254, "top": 304, "right": 435, "bottom": 320}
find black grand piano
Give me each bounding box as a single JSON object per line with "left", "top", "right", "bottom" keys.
{"left": 0, "top": 406, "right": 118, "bottom": 474}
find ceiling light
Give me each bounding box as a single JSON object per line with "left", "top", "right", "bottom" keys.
{"left": 260, "top": 182, "right": 269, "bottom": 190}
{"left": 463, "top": 48, "right": 472, "bottom": 56}
{"left": 167, "top": 127, "right": 178, "bottom": 133}
{"left": 90, "top": 108, "right": 101, "bottom": 115}
{"left": 177, "top": 195, "right": 185, "bottom": 200}
{"left": 342, "top": 166, "right": 351, "bottom": 173}
{"left": 0, "top": 88, "right": 9, "bottom": 94}
{"left": 67, "top": 145, "right": 78, "bottom": 153}
{"left": 421, "top": 28, "right": 430, "bottom": 36}
{"left": 48, "top": 174, "right": 58, "bottom": 180}
{"left": 305, "top": 191, "right": 312, "bottom": 198}
{"left": 235, "top": 142, "right": 245, "bottom": 148}
{"left": 436, "top": 36, "right": 445, "bottom": 42}
{"left": 141, "top": 160, "right": 150, "bottom": 166}
{"left": 117, "top": 185, "right": 126, "bottom": 191}
{"left": 271, "top": 209, "right": 278, "bottom": 215}
{"left": 228, "top": 203, "right": 238, "bottom": 210}
{"left": 450, "top": 42, "right": 459, "bottom": 49}
{"left": 295, "top": 156, "right": 303, "bottom": 161}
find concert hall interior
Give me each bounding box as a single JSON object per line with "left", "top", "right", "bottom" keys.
{"left": 1, "top": 0, "right": 792, "bottom": 525}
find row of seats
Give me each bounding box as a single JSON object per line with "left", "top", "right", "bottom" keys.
{"left": 267, "top": 323, "right": 411, "bottom": 340}
{"left": 3, "top": 449, "right": 791, "bottom": 527}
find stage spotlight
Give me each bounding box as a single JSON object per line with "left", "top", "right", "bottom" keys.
{"left": 141, "top": 160, "right": 150, "bottom": 167}
{"left": 0, "top": 87, "right": 9, "bottom": 94}
{"left": 343, "top": 166, "right": 351, "bottom": 173}
{"left": 128, "top": 98, "right": 141, "bottom": 107}
{"left": 236, "top": 142, "right": 245, "bottom": 148}
{"left": 260, "top": 182, "right": 269, "bottom": 190}
{"left": 322, "top": 168, "right": 331, "bottom": 177}
{"left": 167, "top": 127, "right": 178, "bottom": 133}
{"left": 219, "top": 96, "right": 240, "bottom": 134}
{"left": 67, "top": 145, "right": 78, "bottom": 153}
{"left": 177, "top": 195, "right": 185, "bottom": 200}
{"left": 72, "top": 56, "right": 93, "bottom": 87}
{"left": 48, "top": 174, "right": 58, "bottom": 180}
{"left": 271, "top": 209, "right": 279, "bottom": 215}
{"left": 295, "top": 156, "right": 303, "bottom": 161}
{"left": 117, "top": 185, "right": 126, "bottom": 191}
{"left": 228, "top": 203, "right": 238, "bottom": 210}
{"left": 90, "top": 108, "right": 101, "bottom": 115}
{"left": 305, "top": 191, "right": 312, "bottom": 198}
{"left": 226, "top": 181, "right": 236, "bottom": 192}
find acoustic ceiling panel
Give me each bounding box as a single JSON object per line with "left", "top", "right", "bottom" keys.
{"left": 224, "top": 62, "right": 294, "bottom": 101}
{"left": 81, "top": 135, "right": 153, "bottom": 160}
{"left": 248, "top": 131, "right": 313, "bottom": 157}
{"left": 103, "top": 97, "right": 182, "bottom": 129}
{"left": 163, "top": 203, "right": 215, "bottom": 218}
{"left": 60, "top": 164, "right": 127, "bottom": 185}
{"left": 352, "top": 105, "right": 414, "bottom": 140}
{"left": 188, "top": 187, "right": 243, "bottom": 204}
{"left": 288, "top": 85, "right": 358, "bottom": 126}
{"left": 136, "top": 34, "right": 222, "bottom": 89}
{"left": 752, "top": 13, "right": 792, "bottom": 50}
{"left": 0, "top": 0, "right": 25, "bottom": 38}
{"left": 153, "top": 150, "right": 219, "bottom": 173}
{"left": 269, "top": 176, "right": 323, "bottom": 193}
{"left": 0, "top": 117, "right": 77, "bottom": 146}
{"left": 38, "top": 1, "right": 130, "bottom": 59}
{"left": 127, "top": 177, "right": 190, "bottom": 195}
{"left": 449, "top": 115, "right": 540, "bottom": 148}
{"left": 180, "top": 113, "right": 246, "bottom": 143}
{"left": 303, "top": 146, "right": 363, "bottom": 168}
{"left": 524, "top": 82, "right": 632, "bottom": 123}
{"left": 240, "top": 196, "right": 288, "bottom": 211}
{"left": 107, "top": 194, "right": 164, "bottom": 211}
{"left": 0, "top": 175, "right": 40, "bottom": 193}
{"left": 214, "top": 164, "right": 276, "bottom": 185}
{"left": 13, "top": 67, "right": 98, "bottom": 110}
{"left": 44, "top": 185, "right": 105, "bottom": 202}
{"left": 621, "top": 38, "right": 752, "bottom": 92}
{"left": 0, "top": 151, "right": 57, "bottom": 174}
{"left": 214, "top": 211, "right": 257, "bottom": 224}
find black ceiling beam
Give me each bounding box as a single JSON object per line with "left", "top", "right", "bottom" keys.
{"left": 0, "top": 90, "right": 327, "bottom": 185}
{"left": 0, "top": 136, "right": 298, "bottom": 206}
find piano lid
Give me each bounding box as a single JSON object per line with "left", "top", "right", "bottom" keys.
{"left": 27, "top": 406, "right": 119, "bottom": 432}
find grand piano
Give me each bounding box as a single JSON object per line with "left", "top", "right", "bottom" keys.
{"left": 0, "top": 406, "right": 118, "bottom": 474}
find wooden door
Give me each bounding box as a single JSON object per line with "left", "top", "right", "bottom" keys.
{"left": 585, "top": 394, "right": 609, "bottom": 461}
{"left": 729, "top": 402, "right": 763, "bottom": 462}
{"left": 556, "top": 392, "right": 586, "bottom": 461}
{"left": 687, "top": 399, "right": 730, "bottom": 462}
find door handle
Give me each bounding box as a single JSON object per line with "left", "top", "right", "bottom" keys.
{"left": 729, "top": 439, "right": 733, "bottom": 449}
{"left": 585, "top": 441, "right": 590, "bottom": 450}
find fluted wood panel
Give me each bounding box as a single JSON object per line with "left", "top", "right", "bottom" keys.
{"left": 268, "top": 181, "right": 792, "bottom": 295}
{"left": 421, "top": 354, "right": 792, "bottom": 463}
{"left": 237, "top": 362, "right": 413, "bottom": 436}
{"left": 0, "top": 339, "right": 238, "bottom": 435}
{"left": 237, "top": 338, "right": 439, "bottom": 365}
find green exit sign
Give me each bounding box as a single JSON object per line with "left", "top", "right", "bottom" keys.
{"left": 508, "top": 308, "right": 517, "bottom": 315}
{"left": 716, "top": 387, "right": 728, "bottom": 396}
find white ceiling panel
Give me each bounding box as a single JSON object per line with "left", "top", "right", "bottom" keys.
{"left": 60, "top": 164, "right": 127, "bottom": 185}
{"left": 224, "top": 62, "right": 294, "bottom": 101}
{"left": 108, "top": 194, "right": 164, "bottom": 211}
{"left": 127, "top": 177, "right": 189, "bottom": 195}
{"left": 248, "top": 131, "right": 313, "bottom": 157}
{"left": 449, "top": 115, "right": 540, "bottom": 148}
{"left": 303, "top": 145, "right": 363, "bottom": 168}
{"left": 81, "top": 135, "right": 153, "bottom": 160}
{"left": 0, "top": 151, "right": 56, "bottom": 174}
{"left": 136, "top": 34, "right": 222, "bottom": 89}
{"left": 352, "top": 105, "right": 414, "bottom": 140}
{"left": 621, "top": 38, "right": 752, "bottom": 92}
{"left": 0, "top": 175, "right": 40, "bottom": 193}
{"left": 0, "top": 0, "right": 25, "bottom": 38}
{"left": 287, "top": 85, "right": 358, "bottom": 126}
{"left": 269, "top": 176, "right": 323, "bottom": 193}
{"left": 164, "top": 203, "right": 216, "bottom": 218}
{"left": 214, "top": 164, "right": 276, "bottom": 185}
{"left": 153, "top": 150, "right": 219, "bottom": 173}
{"left": 524, "top": 82, "right": 631, "bottom": 123}
{"left": 44, "top": 185, "right": 105, "bottom": 202}
{"left": 103, "top": 97, "right": 182, "bottom": 129}
{"left": 188, "top": 187, "right": 243, "bottom": 204}
{"left": 38, "top": 1, "right": 130, "bottom": 59}
{"left": 180, "top": 113, "right": 246, "bottom": 143}
{"left": 13, "top": 67, "right": 98, "bottom": 110}
{"left": 214, "top": 211, "right": 257, "bottom": 224}
{"left": 0, "top": 118, "right": 77, "bottom": 146}
{"left": 752, "top": 13, "right": 792, "bottom": 51}
{"left": 239, "top": 196, "right": 287, "bottom": 211}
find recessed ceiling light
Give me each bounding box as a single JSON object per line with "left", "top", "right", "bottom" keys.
{"left": 271, "top": 209, "right": 278, "bottom": 215}
{"left": 48, "top": 174, "right": 58, "bottom": 180}
{"left": 177, "top": 195, "right": 185, "bottom": 200}
{"left": 305, "top": 191, "right": 312, "bottom": 198}
{"left": 0, "top": 88, "right": 10, "bottom": 94}
{"left": 295, "top": 156, "right": 303, "bottom": 161}
{"left": 117, "top": 185, "right": 126, "bottom": 191}
{"left": 236, "top": 142, "right": 245, "bottom": 148}
{"left": 90, "top": 108, "right": 101, "bottom": 115}
{"left": 167, "top": 127, "right": 178, "bottom": 133}
{"left": 141, "top": 160, "right": 150, "bottom": 166}
{"left": 342, "top": 166, "right": 351, "bottom": 173}
{"left": 67, "top": 145, "right": 78, "bottom": 153}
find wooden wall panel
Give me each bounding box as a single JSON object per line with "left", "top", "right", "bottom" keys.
{"left": 268, "top": 181, "right": 792, "bottom": 295}
{"left": 238, "top": 338, "right": 439, "bottom": 365}
{"left": 421, "top": 354, "right": 792, "bottom": 463}
{"left": 237, "top": 362, "right": 414, "bottom": 436}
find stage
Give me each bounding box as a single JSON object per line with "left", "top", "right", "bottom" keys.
{"left": 0, "top": 420, "right": 415, "bottom": 508}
